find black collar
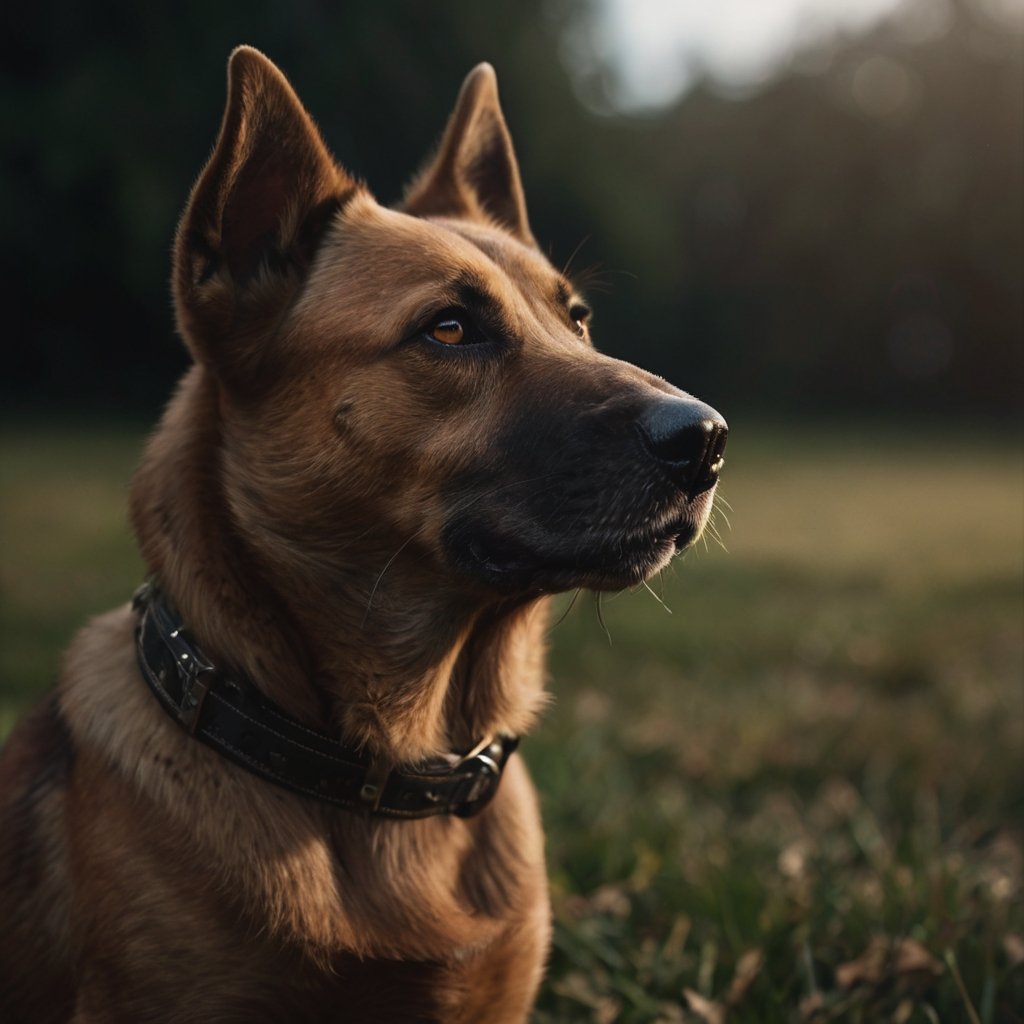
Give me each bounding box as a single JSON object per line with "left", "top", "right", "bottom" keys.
{"left": 132, "top": 584, "right": 518, "bottom": 819}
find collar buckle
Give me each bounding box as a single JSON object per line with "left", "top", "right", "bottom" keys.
{"left": 171, "top": 649, "right": 215, "bottom": 735}
{"left": 140, "top": 584, "right": 215, "bottom": 734}
{"left": 451, "top": 738, "right": 513, "bottom": 818}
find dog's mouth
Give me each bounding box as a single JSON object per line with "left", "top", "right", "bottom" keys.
{"left": 441, "top": 395, "right": 726, "bottom": 596}
{"left": 453, "top": 502, "right": 711, "bottom": 594}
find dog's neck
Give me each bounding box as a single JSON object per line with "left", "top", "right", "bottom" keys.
{"left": 130, "top": 368, "right": 548, "bottom": 763}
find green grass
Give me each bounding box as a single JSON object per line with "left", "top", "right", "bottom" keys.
{"left": 2, "top": 419, "right": 1022, "bottom": 1022}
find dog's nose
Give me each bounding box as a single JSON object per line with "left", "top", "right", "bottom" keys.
{"left": 638, "top": 397, "right": 728, "bottom": 496}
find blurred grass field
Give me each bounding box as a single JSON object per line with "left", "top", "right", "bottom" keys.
{"left": 1, "top": 420, "right": 1021, "bottom": 1022}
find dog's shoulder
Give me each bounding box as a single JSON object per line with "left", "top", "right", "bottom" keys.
{"left": 0, "top": 691, "right": 76, "bottom": 1019}
{"left": 58, "top": 604, "right": 160, "bottom": 773}
{"left": 0, "top": 690, "right": 75, "bottom": 874}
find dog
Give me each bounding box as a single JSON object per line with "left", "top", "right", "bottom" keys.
{"left": 0, "top": 47, "right": 726, "bottom": 1022}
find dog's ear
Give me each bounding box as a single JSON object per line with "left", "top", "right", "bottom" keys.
{"left": 174, "top": 46, "right": 357, "bottom": 374}
{"left": 402, "top": 64, "right": 535, "bottom": 246}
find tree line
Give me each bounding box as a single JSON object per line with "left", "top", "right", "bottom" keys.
{"left": 2, "top": 0, "right": 1019, "bottom": 417}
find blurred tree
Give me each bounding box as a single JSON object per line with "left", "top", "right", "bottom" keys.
{"left": 0, "top": 0, "right": 582, "bottom": 413}
{"left": 1, "top": 0, "right": 1020, "bottom": 417}
{"left": 548, "top": 0, "right": 1023, "bottom": 416}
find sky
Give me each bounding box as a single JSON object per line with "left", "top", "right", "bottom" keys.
{"left": 586, "top": 0, "right": 1019, "bottom": 110}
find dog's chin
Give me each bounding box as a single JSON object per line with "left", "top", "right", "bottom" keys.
{"left": 451, "top": 514, "right": 707, "bottom": 595}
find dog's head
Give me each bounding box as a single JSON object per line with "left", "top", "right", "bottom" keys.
{"left": 172, "top": 47, "right": 726, "bottom": 602}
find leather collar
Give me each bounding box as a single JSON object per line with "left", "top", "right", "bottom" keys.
{"left": 132, "top": 583, "right": 518, "bottom": 819}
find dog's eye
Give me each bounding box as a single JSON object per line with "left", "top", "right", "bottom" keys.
{"left": 417, "top": 308, "right": 493, "bottom": 351}
{"left": 429, "top": 317, "right": 466, "bottom": 345}
{"left": 570, "top": 303, "right": 592, "bottom": 337}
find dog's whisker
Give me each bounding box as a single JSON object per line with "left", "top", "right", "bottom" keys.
{"left": 641, "top": 579, "right": 673, "bottom": 614}
{"left": 362, "top": 473, "right": 571, "bottom": 620}
{"left": 561, "top": 234, "right": 592, "bottom": 279}
{"left": 362, "top": 530, "right": 427, "bottom": 624}
{"left": 713, "top": 498, "right": 733, "bottom": 532}
{"left": 444, "top": 473, "right": 564, "bottom": 520}
{"left": 552, "top": 588, "right": 583, "bottom": 629}
{"left": 705, "top": 510, "right": 729, "bottom": 554}
{"left": 595, "top": 593, "right": 612, "bottom": 645}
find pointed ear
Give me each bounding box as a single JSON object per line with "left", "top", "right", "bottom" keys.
{"left": 401, "top": 63, "right": 534, "bottom": 246}
{"left": 174, "top": 46, "right": 358, "bottom": 372}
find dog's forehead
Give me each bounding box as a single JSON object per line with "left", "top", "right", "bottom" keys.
{"left": 431, "top": 219, "right": 562, "bottom": 296}
{"left": 314, "top": 197, "right": 571, "bottom": 317}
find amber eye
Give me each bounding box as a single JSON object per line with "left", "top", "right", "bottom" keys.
{"left": 570, "top": 303, "right": 591, "bottom": 337}
{"left": 429, "top": 318, "right": 465, "bottom": 345}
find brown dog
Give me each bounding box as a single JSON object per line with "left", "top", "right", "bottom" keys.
{"left": 0, "top": 48, "right": 726, "bottom": 1022}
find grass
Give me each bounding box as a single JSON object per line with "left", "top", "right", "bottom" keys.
{"left": 1, "top": 418, "right": 1022, "bottom": 1022}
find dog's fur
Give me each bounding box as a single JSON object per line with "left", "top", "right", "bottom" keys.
{"left": 0, "top": 49, "right": 723, "bottom": 1022}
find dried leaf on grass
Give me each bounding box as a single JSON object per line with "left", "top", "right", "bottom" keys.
{"left": 1004, "top": 933, "right": 1024, "bottom": 967}
{"left": 589, "top": 883, "right": 632, "bottom": 919}
{"left": 725, "top": 948, "right": 765, "bottom": 1006}
{"left": 558, "top": 883, "right": 631, "bottom": 922}
{"left": 892, "top": 998, "right": 915, "bottom": 1023}
{"left": 654, "top": 1003, "right": 687, "bottom": 1024}
{"left": 835, "top": 936, "right": 943, "bottom": 989}
{"left": 552, "top": 970, "right": 621, "bottom": 1022}
{"left": 683, "top": 989, "right": 726, "bottom": 1024}
{"left": 662, "top": 914, "right": 692, "bottom": 963}
{"left": 798, "top": 991, "right": 825, "bottom": 1021}
{"left": 679, "top": 947, "right": 764, "bottom": 1022}
{"left": 552, "top": 971, "right": 607, "bottom": 1009}
{"left": 779, "top": 841, "right": 810, "bottom": 880}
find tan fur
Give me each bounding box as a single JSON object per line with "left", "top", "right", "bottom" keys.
{"left": 0, "top": 47, "right": 721, "bottom": 1022}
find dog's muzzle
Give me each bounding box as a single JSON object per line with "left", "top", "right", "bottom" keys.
{"left": 442, "top": 386, "right": 728, "bottom": 594}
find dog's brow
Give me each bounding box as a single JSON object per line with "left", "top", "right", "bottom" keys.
{"left": 554, "top": 280, "right": 571, "bottom": 309}
{"left": 447, "top": 275, "right": 522, "bottom": 340}
{"left": 454, "top": 278, "right": 494, "bottom": 312}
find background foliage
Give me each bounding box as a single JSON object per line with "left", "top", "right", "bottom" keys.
{"left": 2, "top": 0, "right": 1021, "bottom": 416}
